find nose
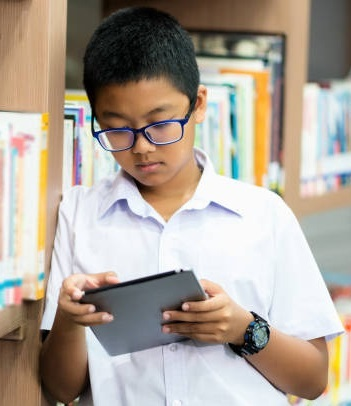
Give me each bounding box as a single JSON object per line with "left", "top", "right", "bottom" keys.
{"left": 131, "top": 131, "right": 156, "bottom": 154}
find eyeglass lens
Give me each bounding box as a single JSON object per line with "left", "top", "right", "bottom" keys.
{"left": 99, "top": 121, "right": 183, "bottom": 151}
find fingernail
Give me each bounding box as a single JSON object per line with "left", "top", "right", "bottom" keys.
{"left": 88, "top": 305, "right": 96, "bottom": 313}
{"left": 72, "top": 289, "right": 82, "bottom": 300}
{"left": 102, "top": 314, "right": 113, "bottom": 322}
{"left": 107, "top": 272, "right": 118, "bottom": 279}
{"left": 163, "top": 326, "right": 170, "bottom": 334}
{"left": 182, "top": 303, "right": 189, "bottom": 311}
{"left": 163, "top": 312, "right": 170, "bottom": 320}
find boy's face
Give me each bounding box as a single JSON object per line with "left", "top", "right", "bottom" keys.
{"left": 94, "top": 78, "right": 207, "bottom": 191}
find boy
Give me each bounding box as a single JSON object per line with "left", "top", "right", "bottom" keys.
{"left": 40, "top": 7, "right": 343, "bottom": 405}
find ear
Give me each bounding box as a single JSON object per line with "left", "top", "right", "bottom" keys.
{"left": 193, "top": 85, "right": 207, "bottom": 124}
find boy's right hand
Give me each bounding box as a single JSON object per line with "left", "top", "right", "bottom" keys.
{"left": 57, "top": 271, "right": 119, "bottom": 327}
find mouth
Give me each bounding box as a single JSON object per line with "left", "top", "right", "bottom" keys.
{"left": 136, "top": 162, "right": 162, "bottom": 173}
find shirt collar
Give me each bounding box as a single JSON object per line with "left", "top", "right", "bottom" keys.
{"left": 98, "top": 170, "right": 149, "bottom": 219}
{"left": 98, "top": 148, "right": 245, "bottom": 218}
{"left": 189, "top": 148, "right": 244, "bottom": 217}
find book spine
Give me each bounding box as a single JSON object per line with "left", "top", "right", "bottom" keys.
{"left": 36, "top": 112, "right": 49, "bottom": 299}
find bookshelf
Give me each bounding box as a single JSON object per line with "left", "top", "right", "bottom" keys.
{"left": 0, "top": 1, "right": 348, "bottom": 404}
{"left": 0, "top": 1, "right": 67, "bottom": 405}
{"left": 103, "top": 0, "right": 351, "bottom": 218}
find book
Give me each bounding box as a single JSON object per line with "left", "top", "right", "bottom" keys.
{"left": 191, "top": 30, "right": 286, "bottom": 192}
{"left": 199, "top": 70, "right": 256, "bottom": 184}
{"left": 300, "top": 82, "right": 320, "bottom": 197}
{"left": 36, "top": 113, "right": 49, "bottom": 299}
{"left": 62, "top": 114, "right": 75, "bottom": 192}
{"left": 0, "top": 111, "right": 49, "bottom": 303}
{"left": 0, "top": 119, "right": 10, "bottom": 308}
{"left": 64, "top": 105, "right": 85, "bottom": 186}
{"left": 9, "top": 130, "right": 26, "bottom": 304}
{"left": 221, "top": 68, "right": 272, "bottom": 187}
{"left": 196, "top": 81, "right": 233, "bottom": 176}
{"left": 64, "top": 90, "right": 119, "bottom": 187}
{"left": 300, "top": 79, "right": 351, "bottom": 196}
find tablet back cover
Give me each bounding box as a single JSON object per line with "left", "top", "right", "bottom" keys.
{"left": 80, "top": 270, "right": 206, "bottom": 356}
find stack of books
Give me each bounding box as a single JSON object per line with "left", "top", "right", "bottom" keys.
{"left": 0, "top": 111, "right": 48, "bottom": 306}
{"left": 300, "top": 79, "right": 351, "bottom": 197}
{"left": 190, "top": 30, "right": 286, "bottom": 194}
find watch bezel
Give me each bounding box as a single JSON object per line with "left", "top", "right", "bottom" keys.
{"left": 228, "top": 311, "right": 270, "bottom": 357}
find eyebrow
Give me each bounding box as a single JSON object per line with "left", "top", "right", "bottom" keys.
{"left": 100, "top": 104, "right": 177, "bottom": 121}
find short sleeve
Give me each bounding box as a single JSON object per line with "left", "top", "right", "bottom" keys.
{"left": 40, "top": 186, "right": 85, "bottom": 330}
{"left": 268, "top": 195, "right": 344, "bottom": 341}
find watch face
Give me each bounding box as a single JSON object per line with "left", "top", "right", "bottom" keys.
{"left": 252, "top": 323, "right": 269, "bottom": 349}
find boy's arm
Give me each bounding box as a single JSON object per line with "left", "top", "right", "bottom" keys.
{"left": 40, "top": 311, "right": 89, "bottom": 404}
{"left": 39, "top": 272, "right": 119, "bottom": 404}
{"left": 244, "top": 330, "right": 328, "bottom": 399}
{"left": 162, "top": 279, "right": 330, "bottom": 400}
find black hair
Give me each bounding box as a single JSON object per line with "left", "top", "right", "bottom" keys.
{"left": 83, "top": 7, "right": 200, "bottom": 110}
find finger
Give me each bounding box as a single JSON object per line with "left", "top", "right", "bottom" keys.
{"left": 162, "top": 321, "right": 224, "bottom": 341}
{"left": 180, "top": 332, "right": 219, "bottom": 343}
{"left": 163, "top": 307, "right": 225, "bottom": 323}
{"left": 163, "top": 290, "right": 227, "bottom": 315}
{"left": 104, "top": 271, "right": 119, "bottom": 284}
{"left": 181, "top": 294, "right": 224, "bottom": 313}
{"left": 72, "top": 311, "right": 114, "bottom": 326}
{"left": 60, "top": 297, "right": 96, "bottom": 316}
{"left": 58, "top": 296, "right": 115, "bottom": 326}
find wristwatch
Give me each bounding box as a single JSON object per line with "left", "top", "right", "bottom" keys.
{"left": 228, "top": 311, "right": 270, "bottom": 357}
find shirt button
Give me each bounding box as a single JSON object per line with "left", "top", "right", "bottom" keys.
{"left": 169, "top": 343, "right": 178, "bottom": 352}
{"left": 172, "top": 400, "right": 182, "bottom": 406}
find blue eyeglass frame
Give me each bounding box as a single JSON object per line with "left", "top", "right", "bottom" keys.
{"left": 91, "top": 111, "right": 192, "bottom": 152}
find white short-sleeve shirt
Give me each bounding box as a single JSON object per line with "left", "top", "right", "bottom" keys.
{"left": 41, "top": 148, "right": 343, "bottom": 406}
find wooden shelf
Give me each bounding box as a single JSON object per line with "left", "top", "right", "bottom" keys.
{"left": 0, "top": 0, "right": 67, "bottom": 404}
{"left": 0, "top": 301, "right": 44, "bottom": 404}
{"left": 0, "top": 306, "right": 23, "bottom": 339}
{"left": 290, "top": 187, "right": 351, "bottom": 218}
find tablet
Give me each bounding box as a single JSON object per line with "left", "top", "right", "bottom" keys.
{"left": 80, "top": 269, "right": 207, "bottom": 356}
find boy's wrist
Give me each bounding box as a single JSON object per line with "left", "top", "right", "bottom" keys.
{"left": 55, "top": 309, "right": 86, "bottom": 335}
{"left": 232, "top": 310, "right": 255, "bottom": 346}
{"left": 228, "top": 312, "right": 270, "bottom": 357}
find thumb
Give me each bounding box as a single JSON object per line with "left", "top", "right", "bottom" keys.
{"left": 199, "top": 279, "right": 224, "bottom": 298}
{"left": 69, "top": 271, "right": 118, "bottom": 292}
{"left": 84, "top": 271, "right": 119, "bottom": 289}
{"left": 69, "top": 272, "right": 119, "bottom": 301}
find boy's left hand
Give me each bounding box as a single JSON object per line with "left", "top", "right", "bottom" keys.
{"left": 162, "top": 279, "right": 252, "bottom": 345}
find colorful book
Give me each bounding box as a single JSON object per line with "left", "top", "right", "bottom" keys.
{"left": 65, "top": 90, "right": 118, "bottom": 187}
{"left": 62, "top": 114, "right": 75, "bottom": 192}
{"left": 300, "top": 79, "right": 351, "bottom": 196}
{"left": 0, "top": 111, "right": 49, "bottom": 303}
{"left": 196, "top": 82, "right": 233, "bottom": 176}
{"left": 64, "top": 105, "right": 85, "bottom": 186}
{"left": 199, "top": 70, "right": 255, "bottom": 184}
{"left": 191, "top": 30, "right": 286, "bottom": 192}
{"left": 0, "top": 119, "right": 10, "bottom": 308}
{"left": 221, "top": 68, "right": 272, "bottom": 187}
{"left": 36, "top": 113, "right": 49, "bottom": 299}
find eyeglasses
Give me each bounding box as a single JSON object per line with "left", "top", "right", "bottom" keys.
{"left": 91, "top": 109, "right": 192, "bottom": 152}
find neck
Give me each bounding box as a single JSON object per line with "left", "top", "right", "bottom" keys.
{"left": 137, "top": 160, "right": 203, "bottom": 221}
